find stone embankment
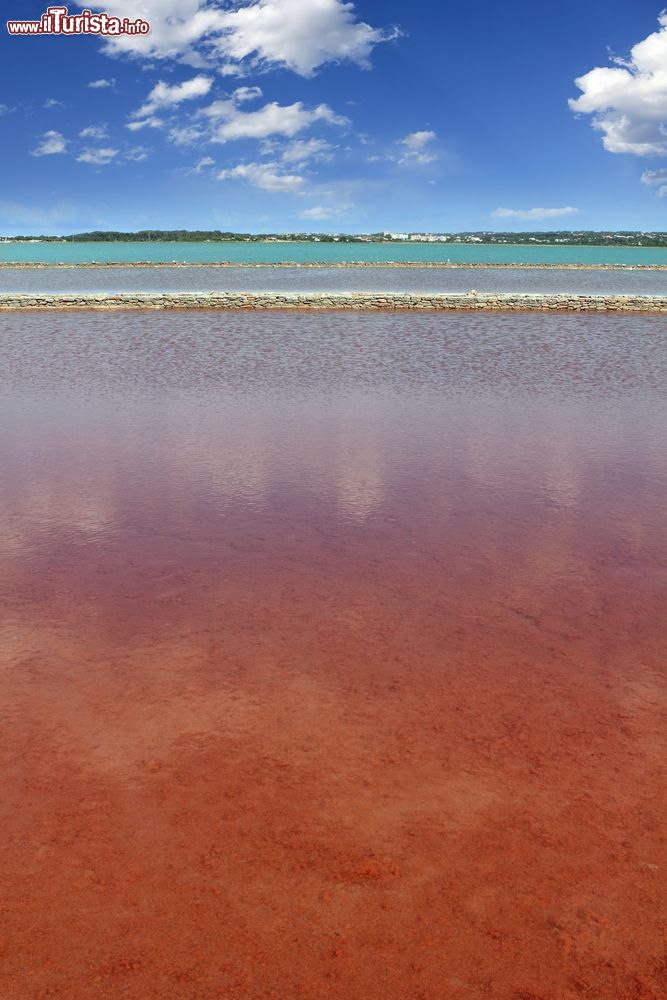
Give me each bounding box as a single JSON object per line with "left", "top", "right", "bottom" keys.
{"left": 0, "top": 292, "right": 666, "bottom": 312}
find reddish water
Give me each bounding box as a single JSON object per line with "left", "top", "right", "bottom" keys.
{"left": 0, "top": 311, "right": 666, "bottom": 1000}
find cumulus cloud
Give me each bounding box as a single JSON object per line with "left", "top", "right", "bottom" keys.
{"left": 31, "top": 130, "right": 68, "bottom": 156}
{"left": 206, "top": 0, "right": 398, "bottom": 76}
{"left": 79, "top": 124, "right": 109, "bottom": 140}
{"left": 86, "top": 0, "right": 396, "bottom": 77}
{"left": 86, "top": 0, "right": 216, "bottom": 61}
{"left": 397, "top": 130, "right": 438, "bottom": 165}
{"left": 77, "top": 147, "right": 119, "bottom": 165}
{"left": 201, "top": 99, "right": 347, "bottom": 143}
{"left": 280, "top": 137, "right": 333, "bottom": 163}
{"left": 217, "top": 161, "right": 304, "bottom": 191}
{"left": 44, "top": 98, "right": 64, "bottom": 109}
{"left": 87, "top": 78, "right": 115, "bottom": 88}
{"left": 492, "top": 207, "right": 580, "bottom": 221}
{"left": 132, "top": 75, "right": 213, "bottom": 119}
{"left": 569, "top": 13, "right": 667, "bottom": 156}
{"left": 641, "top": 168, "right": 667, "bottom": 196}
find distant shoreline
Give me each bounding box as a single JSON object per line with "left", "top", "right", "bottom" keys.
{"left": 1, "top": 239, "right": 667, "bottom": 251}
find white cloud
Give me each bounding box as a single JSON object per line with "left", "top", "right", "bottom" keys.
{"left": 492, "top": 207, "right": 580, "bottom": 221}
{"left": 192, "top": 155, "right": 215, "bottom": 173}
{"left": 79, "top": 124, "right": 109, "bottom": 140}
{"left": 125, "top": 146, "right": 149, "bottom": 161}
{"left": 86, "top": 0, "right": 215, "bottom": 61}
{"left": 299, "top": 202, "right": 350, "bottom": 220}
{"left": 132, "top": 74, "right": 213, "bottom": 119}
{"left": 569, "top": 13, "right": 667, "bottom": 156}
{"left": 397, "top": 129, "right": 438, "bottom": 165}
{"left": 206, "top": 0, "right": 399, "bottom": 77}
{"left": 0, "top": 104, "right": 10, "bottom": 116}
{"left": 193, "top": 88, "right": 264, "bottom": 125}
{"left": 300, "top": 205, "right": 334, "bottom": 220}
{"left": 87, "top": 78, "right": 115, "bottom": 88}
{"left": 217, "top": 161, "right": 304, "bottom": 191}
{"left": 202, "top": 100, "right": 347, "bottom": 143}
{"left": 232, "top": 86, "right": 263, "bottom": 103}
{"left": 400, "top": 130, "right": 436, "bottom": 150}
{"left": 77, "top": 147, "right": 119, "bottom": 165}
{"left": 641, "top": 168, "right": 667, "bottom": 196}
{"left": 31, "top": 130, "right": 68, "bottom": 156}
{"left": 44, "top": 98, "right": 64, "bottom": 109}
{"left": 86, "top": 0, "right": 396, "bottom": 77}
{"left": 197, "top": 98, "right": 236, "bottom": 120}
{"left": 281, "top": 137, "right": 333, "bottom": 163}
{"left": 126, "top": 116, "right": 165, "bottom": 132}
{"left": 168, "top": 125, "right": 204, "bottom": 146}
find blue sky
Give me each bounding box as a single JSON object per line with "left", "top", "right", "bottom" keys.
{"left": 1, "top": 0, "right": 666, "bottom": 234}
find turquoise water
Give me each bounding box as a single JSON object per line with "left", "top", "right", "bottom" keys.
{"left": 2, "top": 241, "right": 667, "bottom": 266}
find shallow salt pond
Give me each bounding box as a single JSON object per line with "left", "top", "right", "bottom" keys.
{"left": 0, "top": 263, "right": 666, "bottom": 295}
{"left": 0, "top": 310, "right": 665, "bottom": 999}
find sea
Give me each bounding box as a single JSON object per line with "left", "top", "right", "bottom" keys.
{"left": 1, "top": 239, "right": 667, "bottom": 267}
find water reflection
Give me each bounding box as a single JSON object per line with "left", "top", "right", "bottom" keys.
{"left": 0, "top": 312, "right": 665, "bottom": 557}
{"left": 0, "top": 311, "right": 664, "bottom": 657}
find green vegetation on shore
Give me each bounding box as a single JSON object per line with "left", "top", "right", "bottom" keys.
{"left": 2, "top": 230, "right": 667, "bottom": 247}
